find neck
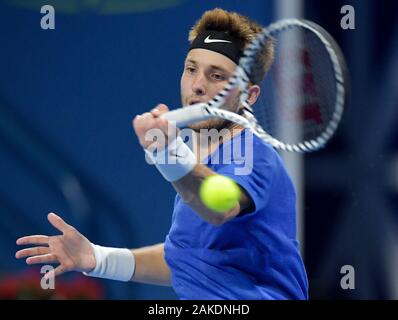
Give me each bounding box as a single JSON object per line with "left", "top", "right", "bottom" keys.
{"left": 193, "top": 124, "right": 244, "bottom": 162}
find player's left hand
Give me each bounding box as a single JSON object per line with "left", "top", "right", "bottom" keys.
{"left": 132, "top": 104, "right": 178, "bottom": 150}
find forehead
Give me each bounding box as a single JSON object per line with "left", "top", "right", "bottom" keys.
{"left": 185, "top": 49, "right": 237, "bottom": 73}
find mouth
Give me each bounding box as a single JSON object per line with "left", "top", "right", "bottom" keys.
{"left": 187, "top": 100, "right": 203, "bottom": 106}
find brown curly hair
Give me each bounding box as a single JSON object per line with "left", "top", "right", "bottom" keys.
{"left": 189, "top": 8, "right": 274, "bottom": 82}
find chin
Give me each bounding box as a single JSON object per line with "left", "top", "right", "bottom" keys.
{"left": 188, "top": 118, "right": 232, "bottom": 132}
{"left": 188, "top": 120, "right": 213, "bottom": 132}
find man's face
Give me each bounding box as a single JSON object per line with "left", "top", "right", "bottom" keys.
{"left": 180, "top": 49, "right": 240, "bottom": 131}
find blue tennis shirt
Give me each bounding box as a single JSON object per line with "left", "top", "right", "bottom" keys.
{"left": 164, "top": 130, "right": 308, "bottom": 299}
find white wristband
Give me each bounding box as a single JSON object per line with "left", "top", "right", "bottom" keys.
{"left": 83, "top": 244, "right": 135, "bottom": 282}
{"left": 144, "top": 136, "right": 196, "bottom": 182}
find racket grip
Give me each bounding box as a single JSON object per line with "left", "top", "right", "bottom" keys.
{"left": 161, "top": 103, "right": 211, "bottom": 128}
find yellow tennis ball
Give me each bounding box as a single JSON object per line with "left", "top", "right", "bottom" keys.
{"left": 199, "top": 175, "right": 241, "bottom": 213}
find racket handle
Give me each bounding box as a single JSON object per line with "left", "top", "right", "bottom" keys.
{"left": 161, "top": 103, "right": 211, "bottom": 128}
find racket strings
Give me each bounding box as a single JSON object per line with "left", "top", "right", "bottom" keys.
{"left": 248, "top": 25, "right": 341, "bottom": 148}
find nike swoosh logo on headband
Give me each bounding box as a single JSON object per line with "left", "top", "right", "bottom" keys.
{"left": 204, "top": 35, "right": 232, "bottom": 44}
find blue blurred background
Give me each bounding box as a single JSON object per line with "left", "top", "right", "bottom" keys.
{"left": 0, "top": 0, "right": 397, "bottom": 299}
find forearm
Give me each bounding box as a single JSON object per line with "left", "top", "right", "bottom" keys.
{"left": 130, "top": 243, "right": 171, "bottom": 286}
{"left": 172, "top": 164, "right": 242, "bottom": 225}
{"left": 142, "top": 125, "right": 248, "bottom": 224}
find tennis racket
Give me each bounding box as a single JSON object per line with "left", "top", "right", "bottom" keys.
{"left": 162, "top": 19, "right": 349, "bottom": 152}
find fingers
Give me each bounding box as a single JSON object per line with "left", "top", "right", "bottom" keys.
{"left": 133, "top": 112, "right": 155, "bottom": 133}
{"left": 43, "top": 265, "right": 66, "bottom": 280}
{"left": 16, "top": 235, "right": 49, "bottom": 246}
{"left": 132, "top": 114, "right": 142, "bottom": 132}
{"left": 133, "top": 104, "right": 177, "bottom": 149}
{"left": 134, "top": 104, "right": 169, "bottom": 124}
{"left": 15, "top": 246, "right": 50, "bottom": 259}
{"left": 140, "top": 112, "right": 154, "bottom": 121}
{"left": 47, "top": 212, "right": 74, "bottom": 234}
{"left": 150, "top": 104, "right": 169, "bottom": 117}
{"left": 26, "top": 253, "right": 58, "bottom": 265}
{"left": 140, "top": 107, "right": 175, "bottom": 137}
{"left": 150, "top": 107, "right": 161, "bottom": 117}
{"left": 156, "top": 118, "right": 178, "bottom": 143}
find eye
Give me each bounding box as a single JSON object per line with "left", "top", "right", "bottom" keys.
{"left": 185, "top": 66, "right": 196, "bottom": 74}
{"left": 211, "top": 73, "right": 226, "bottom": 81}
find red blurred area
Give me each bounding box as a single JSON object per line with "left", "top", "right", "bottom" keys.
{"left": 0, "top": 268, "right": 105, "bottom": 300}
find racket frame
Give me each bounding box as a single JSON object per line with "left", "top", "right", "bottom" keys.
{"left": 162, "top": 19, "right": 348, "bottom": 153}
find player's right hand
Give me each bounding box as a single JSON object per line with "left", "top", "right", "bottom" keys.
{"left": 15, "top": 212, "right": 96, "bottom": 279}
{"left": 132, "top": 104, "right": 178, "bottom": 150}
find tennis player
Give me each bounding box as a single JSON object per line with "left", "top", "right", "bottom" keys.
{"left": 16, "top": 8, "right": 308, "bottom": 300}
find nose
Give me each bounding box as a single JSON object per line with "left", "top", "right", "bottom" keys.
{"left": 192, "top": 73, "right": 206, "bottom": 96}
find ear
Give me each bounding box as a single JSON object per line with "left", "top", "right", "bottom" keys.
{"left": 247, "top": 85, "right": 261, "bottom": 106}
